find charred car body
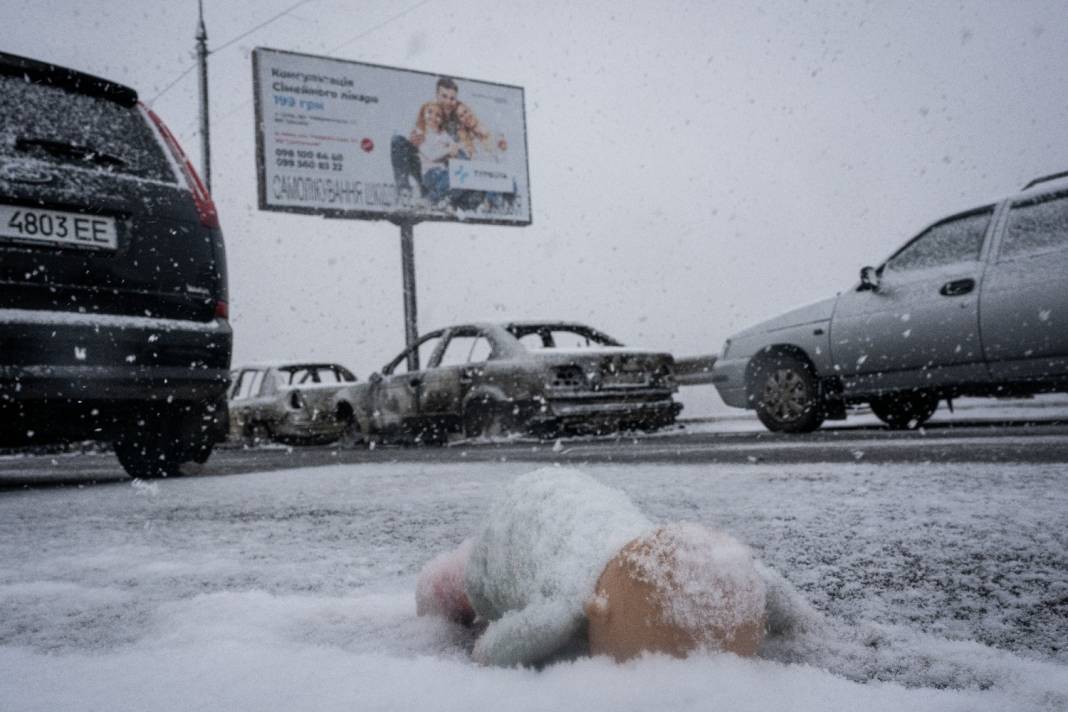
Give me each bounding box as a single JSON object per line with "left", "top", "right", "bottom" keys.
{"left": 0, "top": 52, "right": 231, "bottom": 477}
{"left": 713, "top": 172, "right": 1068, "bottom": 432}
{"left": 229, "top": 363, "right": 357, "bottom": 445}
{"left": 333, "top": 322, "right": 682, "bottom": 444}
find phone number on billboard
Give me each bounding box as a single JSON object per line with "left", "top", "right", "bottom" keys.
{"left": 275, "top": 148, "right": 343, "bottom": 172}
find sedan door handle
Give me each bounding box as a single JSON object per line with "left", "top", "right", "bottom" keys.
{"left": 939, "top": 278, "right": 975, "bottom": 297}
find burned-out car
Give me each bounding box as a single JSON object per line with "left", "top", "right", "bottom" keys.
{"left": 332, "top": 322, "right": 682, "bottom": 444}
{"left": 229, "top": 362, "right": 357, "bottom": 445}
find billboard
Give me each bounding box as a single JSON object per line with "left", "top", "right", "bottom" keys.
{"left": 252, "top": 48, "right": 531, "bottom": 226}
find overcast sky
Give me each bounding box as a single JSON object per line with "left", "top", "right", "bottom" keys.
{"left": 4, "top": 0, "right": 1067, "bottom": 414}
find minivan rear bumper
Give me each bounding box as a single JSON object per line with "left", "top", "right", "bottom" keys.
{"left": 0, "top": 308, "right": 231, "bottom": 441}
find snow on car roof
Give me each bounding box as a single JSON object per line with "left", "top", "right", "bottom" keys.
{"left": 233, "top": 361, "right": 353, "bottom": 371}
{"left": 1017, "top": 172, "right": 1068, "bottom": 200}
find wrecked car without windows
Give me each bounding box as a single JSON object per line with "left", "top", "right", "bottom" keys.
{"left": 229, "top": 362, "right": 357, "bottom": 445}
{"left": 333, "top": 321, "right": 682, "bottom": 444}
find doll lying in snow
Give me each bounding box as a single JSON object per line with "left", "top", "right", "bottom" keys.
{"left": 416, "top": 467, "right": 800, "bottom": 667}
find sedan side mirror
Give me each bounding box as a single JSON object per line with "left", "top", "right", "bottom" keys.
{"left": 859, "top": 265, "right": 880, "bottom": 292}
{"left": 369, "top": 372, "right": 384, "bottom": 385}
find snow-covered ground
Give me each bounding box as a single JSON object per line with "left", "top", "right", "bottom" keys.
{"left": 1, "top": 460, "right": 1066, "bottom": 711}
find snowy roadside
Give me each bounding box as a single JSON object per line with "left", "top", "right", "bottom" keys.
{"left": 675, "top": 392, "right": 1068, "bottom": 434}
{"left": 1, "top": 461, "right": 1066, "bottom": 711}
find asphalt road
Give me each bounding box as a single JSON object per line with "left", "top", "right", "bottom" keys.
{"left": 3, "top": 417, "right": 1068, "bottom": 488}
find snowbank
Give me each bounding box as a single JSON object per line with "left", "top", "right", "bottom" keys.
{"left": 0, "top": 461, "right": 1066, "bottom": 710}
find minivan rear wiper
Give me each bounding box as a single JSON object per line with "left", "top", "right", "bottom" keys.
{"left": 15, "top": 137, "right": 127, "bottom": 169}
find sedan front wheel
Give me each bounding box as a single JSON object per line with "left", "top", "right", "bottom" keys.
{"left": 751, "top": 355, "right": 825, "bottom": 433}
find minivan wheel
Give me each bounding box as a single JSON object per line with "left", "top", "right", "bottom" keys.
{"left": 751, "top": 354, "right": 825, "bottom": 433}
{"left": 113, "top": 410, "right": 190, "bottom": 478}
{"left": 114, "top": 439, "right": 183, "bottom": 479}
{"left": 870, "top": 392, "right": 939, "bottom": 430}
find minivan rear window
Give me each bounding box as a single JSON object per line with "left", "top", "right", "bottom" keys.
{"left": 0, "top": 75, "right": 175, "bottom": 183}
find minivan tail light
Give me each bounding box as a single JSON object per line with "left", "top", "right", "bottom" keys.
{"left": 140, "top": 103, "right": 220, "bottom": 229}
{"left": 214, "top": 300, "right": 229, "bottom": 320}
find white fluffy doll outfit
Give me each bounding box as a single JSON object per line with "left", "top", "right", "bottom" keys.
{"left": 463, "top": 467, "right": 653, "bottom": 666}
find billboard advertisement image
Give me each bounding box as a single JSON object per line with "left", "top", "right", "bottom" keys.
{"left": 252, "top": 47, "right": 531, "bottom": 226}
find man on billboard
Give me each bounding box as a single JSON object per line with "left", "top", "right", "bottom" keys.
{"left": 390, "top": 77, "right": 513, "bottom": 213}
{"left": 390, "top": 77, "right": 462, "bottom": 202}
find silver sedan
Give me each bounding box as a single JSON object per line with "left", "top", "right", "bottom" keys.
{"left": 713, "top": 172, "right": 1068, "bottom": 432}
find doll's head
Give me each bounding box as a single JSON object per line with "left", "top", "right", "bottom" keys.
{"left": 585, "top": 524, "right": 766, "bottom": 662}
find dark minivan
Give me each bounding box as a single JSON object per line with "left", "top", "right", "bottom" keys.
{"left": 0, "top": 52, "right": 232, "bottom": 477}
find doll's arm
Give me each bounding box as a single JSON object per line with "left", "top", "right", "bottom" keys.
{"left": 472, "top": 597, "right": 583, "bottom": 667}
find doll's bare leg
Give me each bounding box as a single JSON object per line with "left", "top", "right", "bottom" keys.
{"left": 416, "top": 539, "right": 476, "bottom": 626}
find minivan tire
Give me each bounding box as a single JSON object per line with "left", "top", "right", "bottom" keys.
{"left": 113, "top": 404, "right": 213, "bottom": 478}
{"left": 751, "top": 354, "right": 825, "bottom": 433}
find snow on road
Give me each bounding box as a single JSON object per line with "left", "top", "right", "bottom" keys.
{"left": 676, "top": 393, "right": 1068, "bottom": 433}
{"left": 1, "top": 460, "right": 1066, "bottom": 711}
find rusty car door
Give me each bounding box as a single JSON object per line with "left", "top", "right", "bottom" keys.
{"left": 372, "top": 332, "right": 444, "bottom": 434}
{"left": 419, "top": 328, "right": 495, "bottom": 429}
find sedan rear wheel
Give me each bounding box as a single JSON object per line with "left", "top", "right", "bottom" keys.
{"left": 245, "top": 422, "right": 272, "bottom": 447}
{"left": 464, "top": 400, "right": 517, "bottom": 440}
{"left": 752, "top": 355, "right": 825, "bottom": 433}
{"left": 337, "top": 418, "right": 365, "bottom": 449}
{"left": 870, "top": 392, "right": 939, "bottom": 430}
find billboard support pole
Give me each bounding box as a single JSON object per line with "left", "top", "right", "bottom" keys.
{"left": 399, "top": 220, "right": 420, "bottom": 371}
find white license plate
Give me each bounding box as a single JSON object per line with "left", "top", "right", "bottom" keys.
{"left": 0, "top": 205, "right": 118, "bottom": 250}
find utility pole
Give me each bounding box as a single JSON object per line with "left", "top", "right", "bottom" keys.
{"left": 196, "top": 0, "right": 212, "bottom": 191}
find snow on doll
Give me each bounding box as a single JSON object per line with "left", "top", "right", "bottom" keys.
{"left": 416, "top": 467, "right": 768, "bottom": 667}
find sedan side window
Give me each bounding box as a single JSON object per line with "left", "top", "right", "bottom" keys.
{"left": 468, "top": 337, "right": 493, "bottom": 363}
{"left": 245, "top": 370, "right": 265, "bottom": 398}
{"left": 258, "top": 370, "right": 280, "bottom": 397}
{"left": 885, "top": 210, "right": 992, "bottom": 273}
{"left": 1000, "top": 194, "right": 1068, "bottom": 260}
{"left": 233, "top": 369, "right": 263, "bottom": 400}
{"left": 418, "top": 336, "right": 441, "bottom": 370}
{"left": 438, "top": 335, "right": 493, "bottom": 367}
{"left": 387, "top": 334, "right": 442, "bottom": 374}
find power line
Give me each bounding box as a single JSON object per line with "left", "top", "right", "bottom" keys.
{"left": 328, "top": 0, "right": 435, "bottom": 54}
{"left": 147, "top": 0, "right": 314, "bottom": 106}
{"left": 148, "top": 65, "right": 196, "bottom": 106}
{"left": 212, "top": 0, "right": 316, "bottom": 55}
